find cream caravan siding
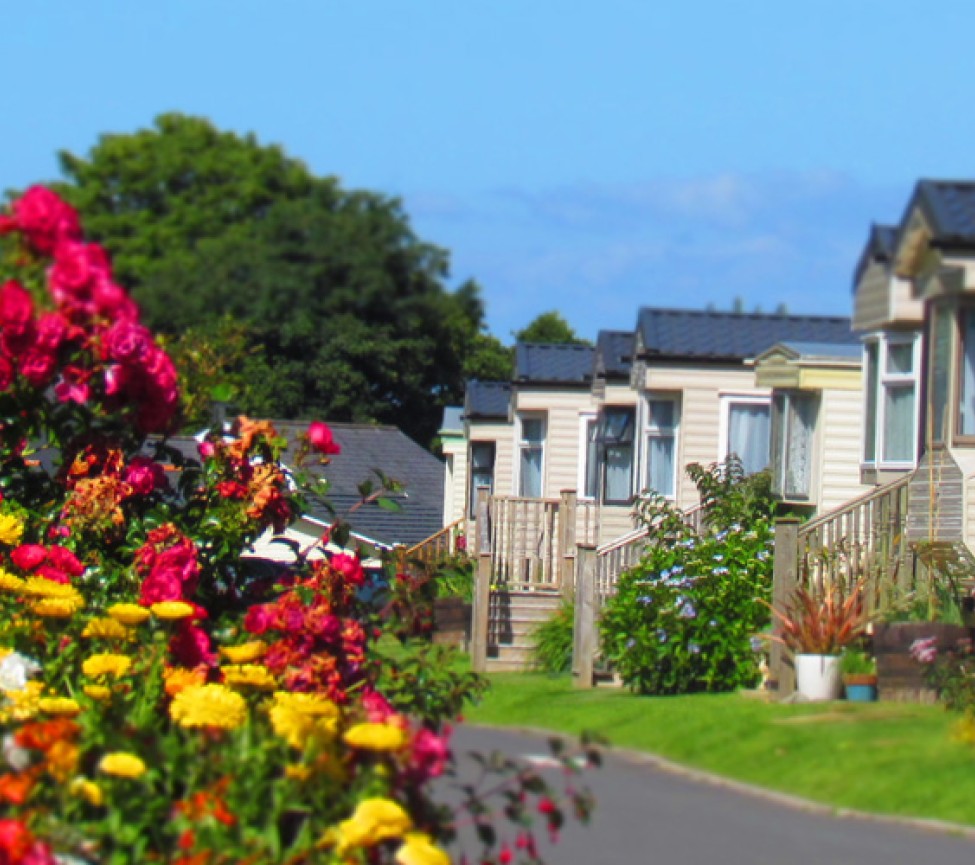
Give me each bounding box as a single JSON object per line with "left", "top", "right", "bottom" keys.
{"left": 815, "top": 386, "right": 872, "bottom": 512}
{"left": 440, "top": 434, "right": 467, "bottom": 526}
{"left": 515, "top": 388, "right": 598, "bottom": 498}
{"left": 464, "top": 420, "right": 514, "bottom": 524}
{"left": 597, "top": 504, "right": 640, "bottom": 544}
{"left": 853, "top": 263, "right": 893, "bottom": 332}
{"left": 643, "top": 365, "right": 766, "bottom": 510}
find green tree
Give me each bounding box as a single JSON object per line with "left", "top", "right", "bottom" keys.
{"left": 514, "top": 310, "right": 590, "bottom": 345}
{"left": 37, "top": 113, "right": 491, "bottom": 445}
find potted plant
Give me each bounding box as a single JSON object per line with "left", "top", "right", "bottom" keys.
{"left": 840, "top": 647, "right": 878, "bottom": 702}
{"left": 765, "top": 577, "right": 872, "bottom": 701}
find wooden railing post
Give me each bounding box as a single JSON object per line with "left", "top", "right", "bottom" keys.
{"left": 559, "top": 490, "right": 577, "bottom": 599}
{"left": 573, "top": 543, "right": 597, "bottom": 689}
{"left": 771, "top": 518, "right": 801, "bottom": 695}
{"left": 471, "top": 488, "right": 492, "bottom": 673}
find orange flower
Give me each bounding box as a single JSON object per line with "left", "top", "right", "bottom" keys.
{"left": 14, "top": 718, "right": 80, "bottom": 752}
{"left": 163, "top": 666, "right": 207, "bottom": 697}
{"left": 45, "top": 740, "right": 79, "bottom": 782}
{"left": 0, "top": 771, "right": 36, "bottom": 805}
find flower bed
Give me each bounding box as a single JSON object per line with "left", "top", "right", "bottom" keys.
{"left": 0, "top": 187, "right": 592, "bottom": 864}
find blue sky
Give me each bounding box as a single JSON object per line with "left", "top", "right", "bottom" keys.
{"left": 6, "top": 2, "right": 975, "bottom": 340}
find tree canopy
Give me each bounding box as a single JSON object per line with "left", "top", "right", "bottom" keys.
{"left": 44, "top": 113, "right": 496, "bottom": 444}
{"left": 514, "top": 310, "right": 590, "bottom": 345}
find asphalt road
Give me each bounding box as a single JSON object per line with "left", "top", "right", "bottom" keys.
{"left": 443, "top": 725, "right": 975, "bottom": 865}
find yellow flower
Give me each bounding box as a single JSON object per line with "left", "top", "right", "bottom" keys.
{"left": 395, "top": 833, "right": 451, "bottom": 865}
{"left": 268, "top": 692, "right": 340, "bottom": 750}
{"left": 150, "top": 601, "right": 195, "bottom": 621}
{"left": 82, "top": 653, "right": 132, "bottom": 679}
{"left": 219, "top": 641, "right": 267, "bottom": 663}
{"left": 284, "top": 763, "right": 312, "bottom": 782}
{"left": 70, "top": 777, "right": 104, "bottom": 807}
{"left": 170, "top": 683, "right": 247, "bottom": 730}
{"left": 38, "top": 697, "right": 81, "bottom": 716}
{"left": 0, "top": 571, "right": 25, "bottom": 592}
{"left": 106, "top": 603, "right": 150, "bottom": 625}
{"left": 31, "top": 597, "right": 84, "bottom": 618}
{"left": 0, "top": 681, "right": 43, "bottom": 721}
{"left": 222, "top": 664, "right": 276, "bottom": 691}
{"left": 21, "top": 577, "right": 80, "bottom": 598}
{"left": 343, "top": 722, "right": 408, "bottom": 752}
{"left": 0, "top": 513, "right": 24, "bottom": 546}
{"left": 334, "top": 798, "right": 412, "bottom": 852}
{"left": 81, "top": 617, "right": 132, "bottom": 641}
{"left": 83, "top": 684, "right": 111, "bottom": 702}
{"left": 98, "top": 752, "right": 146, "bottom": 779}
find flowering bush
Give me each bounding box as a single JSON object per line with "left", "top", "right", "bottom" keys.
{"left": 0, "top": 187, "right": 593, "bottom": 864}
{"left": 601, "top": 459, "right": 774, "bottom": 695}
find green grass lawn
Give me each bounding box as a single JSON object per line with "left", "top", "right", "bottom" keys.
{"left": 464, "top": 672, "right": 975, "bottom": 827}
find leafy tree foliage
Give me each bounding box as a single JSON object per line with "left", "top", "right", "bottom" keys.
{"left": 514, "top": 310, "right": 590, "bottom": 345}
{"left": 40, "top": 113, "right": 491, "bottom": 444}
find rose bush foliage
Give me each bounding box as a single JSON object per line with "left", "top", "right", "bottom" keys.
{"left": 0, "top": 187, "right": 592, "bottom": 864}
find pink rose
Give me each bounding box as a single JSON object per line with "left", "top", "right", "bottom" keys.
{"left": 48, "top": 241, "right": 111, "bottom": 303}
{"left": 169, "top": 622, "right": 216, "bottom": 668}
{"left": 34, "top": 313, "right": 68, "bottom": 353}
{"left": 3, "top": 186, "right": 81, "bottom": 254}
{"left": 105, "top": 320, "right": 151, "bottom": 364}
{"left": 307, "top": 421, "right": 341, "bottom": 455}
{"left": 54, "top": 366, "right": 91, "bottom": 405}
{"left": 19, "top": 350, "right": 56, "bottom": 388}
{"left": 35, "top": 564, "right": 70, "bottom": 584}
{"left": 244, "top": 605, "right": 272, "bottom": 635}
{"left": 123, "top": 457, "right": 167, "bottom": 497}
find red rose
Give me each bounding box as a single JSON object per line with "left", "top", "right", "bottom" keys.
{"left": 47, "top": 545, "right": 85, "bottom": 577}
{"left": 11, "top": 544, "right": 47, "bottom": 571}
{"left": 34, "top": 313, "right": 69, "bottom": 352}
{"left": 4, "top": 186, "right": 81, "bottom": 254}
{"left": 48, "top": 241, "right": 111, "bottom": 306}
{"left": 0, "top": 356, "right": 13, "bottom": 392}
{"left": 0, "top": 281, "right": 34, "bottom": 335}
{"left": 307, "top": 421, "right": 341, "bottom": 455}
{"left": 330, "top": 553, "right": 365, "bottom": 587}
{"left": 169, "top": 621, "right": 216, "bottom": 668}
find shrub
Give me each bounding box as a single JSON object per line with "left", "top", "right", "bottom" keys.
{"left": 531, "top": 599, "right": 575, "bottom": 675}
{"left": 600, "top": 520, "right": 774, "bottom": 694}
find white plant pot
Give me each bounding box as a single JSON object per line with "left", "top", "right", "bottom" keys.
{"left": 794, "top": 653, "right": 842, "bottom": 701}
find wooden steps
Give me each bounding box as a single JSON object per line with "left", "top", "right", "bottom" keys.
{"left": 485, "top": 588, "right": 563, "bottom": 672}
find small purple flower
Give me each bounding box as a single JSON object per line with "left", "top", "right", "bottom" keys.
{"left": 638, "top": 595, "right": 653, "bottom": 606}
{"left": 713, "top": 566, "right": 729, "bottom": 576}
{"left": 750, "top": 636, "right": 764, "bottom": 653}
{"left": 688, "top": 642, "right": 701, "bottom": 655}
{"left": 657, "top": 628, "right": 668, "bottom": 643}
{"left": 677, "top": 601, "right": 697, "bottom": 620}
{"left": 625, "top": 637, "right": 637, "bottom": 649}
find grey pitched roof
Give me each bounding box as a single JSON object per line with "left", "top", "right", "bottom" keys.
{"left": 514, "top": 343, "right": 595, "bottom": 384}
{"left": 636, "top": 308, "right": 853, "bottom": 362}
{"left": 595, "top": 330, "right": 634, "bottom": 379}
{"left": 901, "top": 180, "right": 975, "bottom": 247}
{"left": 464, "top": 380, "right": 511, "bottom": 420}
{"left": 852, "top": 223, "right": 898, "bottom": 289}
{"left": 275, "top": 421, "right": 444, "bottom": 547}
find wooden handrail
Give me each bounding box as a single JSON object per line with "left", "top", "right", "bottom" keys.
{"left": 798, "top": 473, "right": 912, "bottom": 539}
{"left": 405, "top": 517, "right": 465, "bottom": 556}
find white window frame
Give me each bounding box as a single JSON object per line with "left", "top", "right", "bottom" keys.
{"left": 577, "top": 412, "right": 598, "bottom": 501}
{"left": 599, "top": 405, "right": 637, "bottom": 505}
{"left": 642, "top": 394, "right": 680, "bottom": 500}
{"left": 862, "top": 332, "right": 920, "bottom": 468}
{"left": 718, "top": 393, "right": 772, "bottom": 475}
{"left": 516, "top": 413, "right": 546, "bottom": 498}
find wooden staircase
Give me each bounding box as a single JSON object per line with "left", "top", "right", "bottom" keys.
{"left": 485, "top": 589, "right": 562, "bottom": 671}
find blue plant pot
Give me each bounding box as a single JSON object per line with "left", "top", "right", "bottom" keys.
{"left": 845, "top": 683, "right": 877, "bottom": 702}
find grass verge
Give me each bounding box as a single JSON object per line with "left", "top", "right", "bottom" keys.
{"left": 464, "top": 672, "right": 975, "bottom": 827}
